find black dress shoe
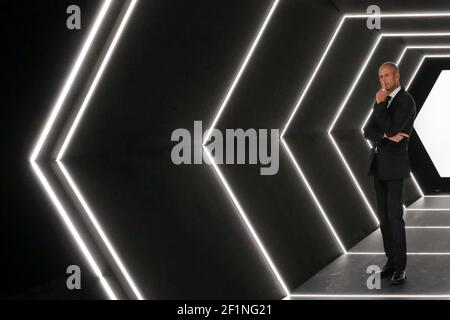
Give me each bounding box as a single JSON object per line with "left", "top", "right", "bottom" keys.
{"left": 391, "top": 270, "right": 407, "bottom": 285}
{"left": 380, "top": 261, "right": 395, "bottom": 278}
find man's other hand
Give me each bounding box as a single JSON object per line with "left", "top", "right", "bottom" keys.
{"left": 383, "top": 132, "right": 409, "bottom": 143}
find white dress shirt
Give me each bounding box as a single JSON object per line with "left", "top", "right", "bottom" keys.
{"left": 387, "top": 85, "right": 401, "bottom": 108}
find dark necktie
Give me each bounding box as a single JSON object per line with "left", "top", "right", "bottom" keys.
{"left": 386, "top": 95, "right": 392, "bottom": 106}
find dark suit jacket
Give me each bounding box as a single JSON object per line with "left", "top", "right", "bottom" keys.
{"left": 363, "top": 86, "right": 416, "bottom": 180}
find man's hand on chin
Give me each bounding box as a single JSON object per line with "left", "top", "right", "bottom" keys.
{"left": 383, "top": 132, "right": 409, "bottom": 143}
{"left": 376, "top": 88, "right": 388, "bottom": 104}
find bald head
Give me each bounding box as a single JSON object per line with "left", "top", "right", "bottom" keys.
{"left": 378, "top": 61, "right": 400, "bottom": 93}
{"left": 379, "top": 62, "right": 399, "bottom": 74}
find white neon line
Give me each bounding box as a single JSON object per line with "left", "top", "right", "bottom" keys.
{"left": 289, "top": 294, "right": 450, "bottom": 298}
{"left": 410, "top": 173, "right": 425, "bottom": 197}
{"left": 327, "top": 36, "right": 383, "bottom": 225}
{"left": 406, "top": 55, "right": 427, "bottom": 90}
{"left": 361, "top": 110, "right": 372, "bottom": 135}
{"left": 384, "top": 32, "right": 450, "bottom": 37}
{"left": 203, "top": 147, "right": 290, "bottom": 296}
{"left": 412, "top": 45, "right": 450, "bottom": 48}
{"left": 203, "top": 0, "right": 281, "bottom": 144}
{"left": 29, "top": 0, "right": 118, "bottom": 300}
{"left": 406, "top": 208, "right": 450, "bottom": 211}
{"left": 328, "top": 135, "right": 379, "bottom": 224}
{"left": 281, "top": 16, "right": 346, "bottom": 138}
{"left": 348, "top": 251, "right": 450, "bottom": 255}
{"left": 55, "top": 0, "right": 143, "bottom": 300}
{"left": 399, "top": 46, "right": 450, "bottom": 66}
{"left": 329, "top": 35, "right": 382, "bottom": 133}
{"left": 58, "top": 0, "right": 138, "bottom": 161}
{"left": 396, "top": 47, "right": 409, "bottom": 66}
{"left": 361, "top": 108, "right": 374, "bottom": 149}
{"left": 201, "top": 0, "right": 289, "bottom": 296}
{"left": 281, "top": 138, "right": 347, "bottom": 253}
{"left": 424, "top": 54, "right": 450, "bottom": 58}
{"left": 280, "top": 17, "right": 351, "bottom": 254}
{"left": 326, "top": 42, "right": 381, "bottom": 225}
{"left": 406, "top": 226, "right": 450, "bottom": 228}
{"left": 404, "top": 54, "right": 450, "bottom": 93}
{"left": 346, "top": 12, "right": 450, "bottom": 18}
{"left": 57, "top": 161, "right": 143, "bottom": 299}
{"left": 30, "top": 162, "right": 117, "bottom": 299}
{"left": 424, "top": 195, "right": 450, "bottom": 197}
{"left": 30, "top": 0, "right": 112, "bottom": 162}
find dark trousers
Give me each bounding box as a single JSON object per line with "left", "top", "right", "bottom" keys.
{"left": 373, "top": 172, "right": 407, "bottom": 271}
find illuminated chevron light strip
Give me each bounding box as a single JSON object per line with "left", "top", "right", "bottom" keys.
{"left": 281, "top": 138, "right": 346, "bottom": 253}
{"left": 202, "top": 0, "right": 291, "bottom": 297}
{"left": 203, "top": 0, "right": 281, "bottom": 144}
{"left": 406, "top": 226, "right": 450, "bottom": 228}
{"left": 397, "top": 45, "right": 450, "bottom": 66}
{"left": 29, "top": 0, "right": 118, "bottom": 300}
{"left": 348, "top": 251, "right": 450, "bottom": 255}
{"left": 348, "top": 252, "right": 450, "bottom": 255}
{"left": 280, "top": 15, "right": 349, "bottom": 256}
{"left": 55, "top": 0, "right": 143, "bottom": 300}
{"left": 329, "top": 38, "right": 450, "bottom": 228}
{"left": 406, "top": 208, "right": 450, "bottom": 211}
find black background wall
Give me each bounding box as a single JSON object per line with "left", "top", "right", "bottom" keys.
{"left": 2, "top": 0, "right": 450, "bottom": 299}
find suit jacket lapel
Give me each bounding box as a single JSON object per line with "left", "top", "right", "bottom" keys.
{"left": 387, "top": 86, "right": 404, "bottom": 113}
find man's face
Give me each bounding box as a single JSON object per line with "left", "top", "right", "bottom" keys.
{"left": 378, "top": 65, "right": 400, "bottom": 92}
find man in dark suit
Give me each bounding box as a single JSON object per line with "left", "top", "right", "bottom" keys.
{"left": 363, "top": 62, "right": 417, "bottom": 285}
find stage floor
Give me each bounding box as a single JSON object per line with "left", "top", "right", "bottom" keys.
{"left": 292, "top": 196, "right": 450, "bottom": 299}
